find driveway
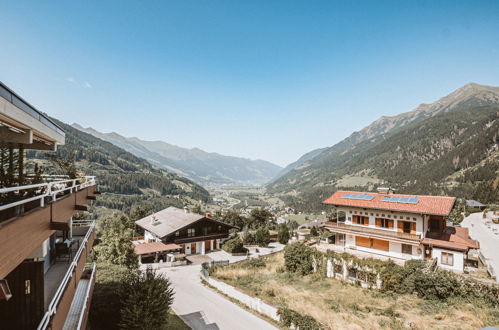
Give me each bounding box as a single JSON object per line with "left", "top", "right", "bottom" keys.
{"left": 461, "top": 212, "right": 499, "bottom": 281}
{"left": 158, "top": 264, "right": 277, "bottom": 330}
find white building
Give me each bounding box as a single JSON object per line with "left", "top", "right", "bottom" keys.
{"left": 323, "top": 190, "right": 479, "bottom": 272}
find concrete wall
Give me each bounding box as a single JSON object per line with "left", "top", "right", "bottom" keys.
{"left": 433, "top": 248, "right": 464, "bottom": 272}
{"left": 202, "top": 274, "right": 280, "bottom": 322}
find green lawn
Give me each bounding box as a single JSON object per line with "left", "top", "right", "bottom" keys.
{"left": 167, "top": 310, "right": 190, "bottom": 330}
{"left": 285, "top": 213, "right": 323, "bottom": 225}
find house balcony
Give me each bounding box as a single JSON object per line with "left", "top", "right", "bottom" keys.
{"left": 173, "top": 232, "right": 229, "bottom": 244}
{"left": 324, "top": 221, "right": 421, "bottom": 243}
{"left": 0, "top": 176, "right": 98, "bottom": 280}
{"left": 37, "top": 222, "right": 96, "bottom": 330}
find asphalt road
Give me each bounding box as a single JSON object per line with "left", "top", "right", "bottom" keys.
{"left": 158, "top": 264, "right": 277, "bottom": 330}
{"left": 461, "top": 212, "right": 499, "bottom": 281}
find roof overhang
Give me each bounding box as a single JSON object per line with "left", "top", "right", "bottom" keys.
{"left": 0, "top": 82, "right": 64, "bottom": 150}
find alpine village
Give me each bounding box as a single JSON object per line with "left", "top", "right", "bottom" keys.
{"left": 1, "top": 3, "right": 499, "bottom": 330}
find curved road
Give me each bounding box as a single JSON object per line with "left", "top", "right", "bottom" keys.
{"left": 158, "top": 264, "right": 277, "bottom": 330}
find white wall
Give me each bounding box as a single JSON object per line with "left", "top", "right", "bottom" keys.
{"left": 337, "top": 207, "right": 423, "bottom": 236}
{"left": 433, "top": 248, "right": 464, "bottom": 272}
{"left": 144, "top": 231, "right": 159, "bottom": 242}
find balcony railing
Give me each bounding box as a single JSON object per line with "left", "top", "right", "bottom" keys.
{"left": 37, "top": 221, "right": 96, "bottom": 330}
{"left": 174, "top": 232, "right": 228, "bottom": 244}
{"left": 0, "top": 176, "right": 96, "bottom": 220}
{"left": 325, "top": 221, "right": 421, "bottom": 242}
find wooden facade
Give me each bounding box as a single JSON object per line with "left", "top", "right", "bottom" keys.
{"left": 162, "top": 218, "right": 232, "bottom": 245}
{"left": 0, "top": 185, "right": 96, "bottom": 280}
{"left": 0, "top": 261, "right": 45, "bottom": 330}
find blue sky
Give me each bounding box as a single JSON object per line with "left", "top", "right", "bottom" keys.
{"left": 1, "top": 1, "right": 499, "bottom": 167}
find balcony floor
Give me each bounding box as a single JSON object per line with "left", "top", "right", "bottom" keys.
{"left": 62, "top": 278, "right": 90, "bottom": 330}
{"left": 44, "top": 236, "right": 84, "bottom": 309}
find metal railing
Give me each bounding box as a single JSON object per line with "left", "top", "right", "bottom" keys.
{"left": 37, "top": 221, "right": 95, "bottom": 330}
{"left": 325, "top": 221, "right": 421, "bottom": 241}
{"left": 0, "top": 176, "right": 96, "bottom": 212}
{"left": 75, "top": 262, "right": 97, "bottom": 330}
{"left": 0, "top": 81, "right": 65, "bottom": 136}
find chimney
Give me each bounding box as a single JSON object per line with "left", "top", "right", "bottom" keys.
{"left": 205, "top": 213, "right": 212, "bottom": 219}
{"left": 183, "top": 206, "right": 189, "bottom": 213}
{"left": 377, "top": 187, "right": 393, "bottom": 195}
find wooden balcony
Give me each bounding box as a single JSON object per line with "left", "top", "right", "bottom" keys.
{"left": 174, "top": 232, "right": 229, "bottom": 244}
{"left": 324, "top": 221, "right": 421, "bottom": 242}
{"left": 0, "top": 178, "right": 97, "bottom": 280}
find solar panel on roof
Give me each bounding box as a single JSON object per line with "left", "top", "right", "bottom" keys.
{"left": 381, "top": 195, "right": 420, "bottom": 204}
{"left": 341, "top": 193, "right": 375, "bottom": 201}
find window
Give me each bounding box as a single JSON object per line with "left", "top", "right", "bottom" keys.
{"left": 187, "top": 228, "right": 195, "bottom": 237}
{"left": 376, "top": 218, "right": 392, "bottom": 228}
{"left": 402, "top": 244, "right": 412, "bottom": 255}
{"left": 441, "top": 252, "right": 454, "bottom": 266}
{"left": 353, "top": 216, "right": 369, "bottom": 225}
{"left": 175, "top": 231, "right": 180, "bottom": 237}
{"left": 218, "top": 225, "right": 222, "bottom": 232}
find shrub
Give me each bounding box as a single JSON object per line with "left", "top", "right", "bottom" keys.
{"left": 278, "top": 307, "right": 320, "bottom": 330}
{"left": 255, "top": 227, "right": 271, "bottom": 247}
{"left": 242, "top": 232, "right": 256, "bottom": 244}
{"left": 244, "top": 258, "right": 266, "bottom": 268}
{"left": 222, "top": 237, "right": 247, "bottom": 254}
{"left": 284, "top": 242, "right": 314, "bottom": 275}
{"left": 277, "top": 224, "right": 290, "bottom": 244}
{"left": 120, "top": 267, "right": 174, "bottom": 330}
{"left": 310, "top": 226, "right": 318, "bottom": 236}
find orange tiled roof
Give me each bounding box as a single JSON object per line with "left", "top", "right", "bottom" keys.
{"left": 422, "top": 227, "right": 479, "bottom": 252}
{"left": 323, "top": 191, "right": 456, "bottom": 216}
{"left": 134, "top": 242, "right": 182, "bottom": 255}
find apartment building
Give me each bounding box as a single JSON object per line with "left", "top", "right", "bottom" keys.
{"left": 0, "top": 82, "right": 98, "bottom": 329}
{"left": 322, "top": 189, "right": 479, "bottom": 272}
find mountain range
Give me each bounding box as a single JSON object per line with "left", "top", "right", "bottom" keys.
{"left": 268, "top": 83, "right": 499, "bottom": 211}
{"left": 72, "top": 124, "right": 282, "bottom": 187}
{"left": 28, "top": 120, "right": 211, "bottom": 215}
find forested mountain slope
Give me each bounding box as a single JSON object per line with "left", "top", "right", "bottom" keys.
{"left": 270, "top": 83, "right": 499, "bottom": 194}
{"left": 269, "top": 105, "right": 499, "bottom": 211}
{"left": 73, "top": 124, "right": 282, "bottom": 187}
{"left": 28, "top": 120, "right": 210, "bottom": 214}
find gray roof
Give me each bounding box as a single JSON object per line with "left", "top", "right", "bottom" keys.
{"left": 135, "top": 207, "right": 205, "bottom": 239}
{"left": 466, "top": 200, "right": 486, "bottom": 208}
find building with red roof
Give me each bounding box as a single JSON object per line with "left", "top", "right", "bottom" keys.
{"left": 322, "top": 189, "right": 479, "bottom": 272}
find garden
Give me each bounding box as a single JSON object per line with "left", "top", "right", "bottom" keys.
{"left": 210, "top": 243, "right": 499, "bottom": 329}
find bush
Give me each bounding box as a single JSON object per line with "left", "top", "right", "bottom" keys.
{"left": 242, "top": 232, "right": 256, "bottom": 245}
{"left": 278, "top": 307, "right": 320, "bottom": 330}
{"left": 310, "top": 226, "right": 319, "bottom": 236}
{"left": 120, "top": 267, "right": 175, "bottom": 329}
{"left": 255, "top": 227, "right": 271, "bottom": 247}
{"left": 222, "top": 237, "right": 247, "bottom": 254}
{"left": 284, "top": 242, "right": 314, "bottom": 275}
{"left": 244, "top": 258, "right": 266, "bottom": 268}
{"left": 277, "top": 224, "right": 290, "bottom": 244}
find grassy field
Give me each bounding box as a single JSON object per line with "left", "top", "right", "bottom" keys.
{"left": 212, "top": 253, "right": 499, "bottom": 329}
{"left": 285, "top": 213, "right": 325, "bottom": 225}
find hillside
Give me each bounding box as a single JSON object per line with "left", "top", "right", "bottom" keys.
{"left": 268, "top": 83, "right": 499, "bottom": 211}
{"left": 72, "top": 124, "right": 282, "bottom": 187}
{"left": 28, "top": 120, "right": 210, "bottom": 214}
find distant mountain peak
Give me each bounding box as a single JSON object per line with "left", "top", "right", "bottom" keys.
{"left": 71, "top": 124, "right": 282, "bottom": 187}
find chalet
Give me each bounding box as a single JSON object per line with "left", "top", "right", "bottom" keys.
{"left": 135, "top": 207, "right": 234, "bottom": 255}
{"left": 322, "top": 189, "right": 479, "bottom": 272}
{"left": 0, "top": 82, "right": 98, "bottom": 329}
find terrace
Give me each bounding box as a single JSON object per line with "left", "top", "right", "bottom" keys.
{"left": 37, "top": 221, "right": 96, "bottom": 330}
{"left": 324, "top": 221, "right": 421, "bottom": 243}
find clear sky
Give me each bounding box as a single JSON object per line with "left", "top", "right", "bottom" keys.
{"left": 1, "top": 1, "right": 499, "bottom": 167}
